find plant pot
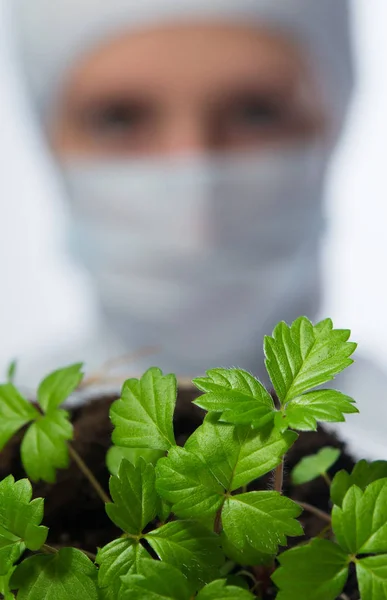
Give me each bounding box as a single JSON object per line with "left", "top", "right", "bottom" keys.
{"left": 0, "top": 385, "right": 359, "bottom": 599}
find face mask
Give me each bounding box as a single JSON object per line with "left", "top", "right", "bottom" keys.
{"left": 62, "top": 147, "right": 327, "bottom": 378}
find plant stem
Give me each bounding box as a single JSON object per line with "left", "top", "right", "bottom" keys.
{"left": 297, "top": 501, "right": 331, "bottom": 523}
{"left": 68, "top": 444, "right": 111, "bottom": 505}
{"left": 235, "top": 570, "right": 258, "bottom": 586}
{"left": 274, "top": 460, "right": 284, "bottom": 494}
{"left": 42, "top": 544, "right": 96, "bottom": 562}
{"left": 41, "top": 544, "right": 58, "bottom": 555}
{"left": 317, "top": 523, "right": 333, "bottom": 539}
{"left": 214, "top": 506, "right": 223, "bottom": 534}
{"left": 321, "top": 472, "right": 332, "bottom": 487}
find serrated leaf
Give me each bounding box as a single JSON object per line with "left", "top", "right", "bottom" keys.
{"left": 331, "top": 460, "right": 387, "bottom": 507}
{"left": 291, "top": 447, "right": 340, "bottom": 485}
{"left": 332, "top": 478, "right": 387, "bottom": 554}
{"left": 272, "top": 538, "right": 349, "bottom": 600}
{"left": 193, "top": 369, "right": 275, "bottom": 428}
{"left": 10, "top": 548, "right": 99, "bottom": 600}
{"left": 20, "top": 410, "right": 73, "bottom": 483}
{"left": 156, "top": 447, "right": 224, "bottom": 520}
{"left": 185, "top": 417, "right": 297, "bottom": 492}
{"left": 37, "top": 363, "right": 84, "bottom": 412}
{"left": 356, "top": 554, "right": 387, "bottom": 600}
{"left": 222, "top": 491, "right": 303, "bottom": 555}
{"left": 0, "top": 566, "right": 16, "bottom": 600}
{"left": 264, "top": 317, "right": 356, "bottom": 403}
{"left": 120, "top": 559, "right": 191, "bottom": 600}
{"left": 106, "top": 459, "right": 158, "bottom": 534}
{"left": 111, "top": 367, "right": 176, "bottom": 451}
{"left": 283, "top": 390, "right": 358, "bottom": 432}
{"left": 196, "top": 579, "right": 254, "bottom": 599}
{"left": 0, "top": 528, "right": 23, "bottom": 579}
{"left": 96, "top": 538, "right": 149, "bottom": 592}
{"left": 145, "top": 520, "right": 224, "bottom": 591}
{"left": 0, "top": 476, "right": 48, "bottom": 575}
{"left": 0, "top": 384, "right": 39, "bottom": 450}
{"left": 106, "top": 446, "right": 164, "bottom": 477}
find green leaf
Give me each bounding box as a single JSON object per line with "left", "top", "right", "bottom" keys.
{"left": 37, "top": 363, "right": 83, "bottom": 412}
{"left": 356, "top": 555, "right": 387, "bottom": 600}
{"left": 0, "top": 384, "right": 39, "bottom": 450}
{"left": 291, "top": 447, "right": 340, "bottom": 485}
{"left": 222, "top": 491, "right": 303, "bottom": 555}
{"left": 221, "top": 531, "right": 274, "bottom": 567}
{"left": 11, "top": 548, "right": 99, "bottom": 600}
{"left": 120, "top": 559, "right": 191, "bottom": 600}
{"left": 193, "top": 369, "right": 275, "bottom": 428}
{"left": 156, "top": 446, "right": 224, "bottom": 520}
{"left": 224, "top": 575, "right": 250, "bottom": 590}
{"left": 156, "top": 496, "right": 171, "bottom": 524}
{"left": 156, "top": 418, "right": 296, "bottom": 522}
{"left": 185, "top": 417, "right": 297, "bottom": 492}
{"left": 272, "top": 538, "right": 349, "bottom": 600}
{"left": 264, "top": 317, "right": 356, "bottom": 403}
{"left": 6, "top": 361, "right": 17, "bottom": 385}
{"left": 196, "top": 579, "right": 254, "bottom": 599}
{"left": 332, "top": 478, "right": 387, "bottom": 554}
{"left": 20, "top": 410, "right": 73, "bottom": 483}
{"left": 111, "top": 367, "right": 176, "bottom": 451}
{"left": 0, "top": 527, "right": 23, "bottom": 579}
{"left": 0, "top": 476, "right": 48, "bottom": 575}
{"left": 106, "top": 459, "right": 158, "bottom": 534}
{"left": 145, "top": 520, "right": 224, "bottom": 591}
{"left": 0, "top": 566, "right": 16, "bottom": 600}
{"left": 96, "top": 538, "right": 149, "bottom": 593}
{"left": 331, "top": 460, "right": 387, "bottom": 507}
{"left": 106, "top": 446, "right": 164, "bottom": 477}
{"left": 283, "top": 390, "right": 358, "bottom": 432}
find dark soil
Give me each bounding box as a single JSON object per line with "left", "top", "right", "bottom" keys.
{"left": 0, "top": 387, "right": 359, "bottom": 599}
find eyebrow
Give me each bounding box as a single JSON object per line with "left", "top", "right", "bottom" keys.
{"left": 67, "top": 74, "right": 305, "bottom": 110}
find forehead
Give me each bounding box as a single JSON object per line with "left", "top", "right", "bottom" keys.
{"left": 62, "top": 23, "right": 309, "bottom": 97}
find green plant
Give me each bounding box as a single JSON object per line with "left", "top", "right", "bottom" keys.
{"left": 0, "top": 316, "right": 386, "bottom": 599}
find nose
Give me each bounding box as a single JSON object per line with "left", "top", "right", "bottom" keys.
{"left": 160, "top": 111, "right": 211, "bottom": 156}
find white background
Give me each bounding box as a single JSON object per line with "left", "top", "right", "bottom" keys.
{"left": 0, "top": 0, "right": 386, "bottom": 377}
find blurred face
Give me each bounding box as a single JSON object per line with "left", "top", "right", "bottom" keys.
{"left": 50, "top": 23, "right": 326, "bottom": 158}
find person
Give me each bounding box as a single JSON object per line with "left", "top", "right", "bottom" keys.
{"left": 9, "top": 0, "right": 387, "bottom": 458}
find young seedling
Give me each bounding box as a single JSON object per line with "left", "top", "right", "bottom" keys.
{"left": 0, "top": 316, "right": 386, "bottom": 599}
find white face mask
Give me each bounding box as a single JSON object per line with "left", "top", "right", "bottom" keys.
{"left": 63, "top": 147, "right": 327, "bottom": 378}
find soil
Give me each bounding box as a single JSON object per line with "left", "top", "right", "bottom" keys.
{"left": 0, "top": 386, "right": 359, "bottom": 599}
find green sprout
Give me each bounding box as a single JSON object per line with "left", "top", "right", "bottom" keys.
{"left": 0, "top": 316, "right": 385, "bottom": 599}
